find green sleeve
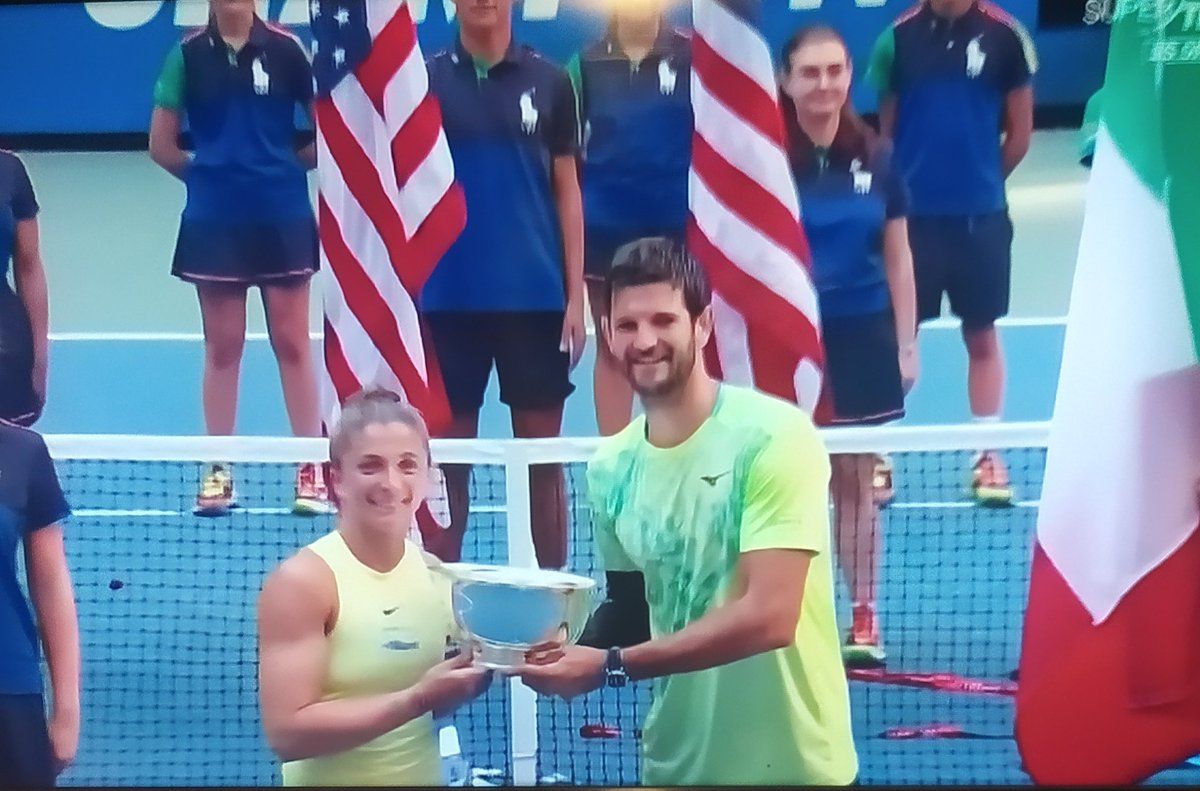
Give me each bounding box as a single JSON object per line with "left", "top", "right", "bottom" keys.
{"left": 586, "top": 461, "right": 638, "bottom": 573}
{"left": 739, "top": 416, "right": 831, "bottom": 555}
{"left": 865, "top": 27, "right": 896, "bottom": 96}
{"left": 153, "top": 44, "right": 186, "bottom": 110}
{"left": 565, "top": 52, "right": 584, "bottom": 146}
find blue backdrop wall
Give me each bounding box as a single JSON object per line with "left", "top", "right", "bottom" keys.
{"left": 0, "top": 0, "right": 1109, "bottom": 135}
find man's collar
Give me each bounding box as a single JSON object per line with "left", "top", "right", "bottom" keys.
{"left": 207, "top": 14, "right": 270, "bottom": 52}
{"left": 454, "top": 33, "right": 522, "bottom": 73}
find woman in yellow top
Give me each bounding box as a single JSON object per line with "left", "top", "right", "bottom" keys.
{"left": 257, "top": 388, "right": 492, "bottom": 785}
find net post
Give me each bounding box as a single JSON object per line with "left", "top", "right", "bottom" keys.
{"left": 504, "top": 442, "right": 539, "bottom": 785}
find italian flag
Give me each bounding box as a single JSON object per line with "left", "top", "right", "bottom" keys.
{"left": 1014, "top": 1, "right": 1200, "bottom": 783}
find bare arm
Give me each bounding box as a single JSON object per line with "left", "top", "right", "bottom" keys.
{"left": 12, "top": 218, "right": 50, "bottom": 410}
{"left": 148, "top": 107, "right": 192, "bottom": 181}
{"left": 258, "top": 553, "right": 426, "bottom": 761}
{"left": 883, "top": 217, "right": 919, "bottom": 392}
{"left": 621, "top": 549, "right": 811, "bottom": 679}
{"left": 883, "top": 219, "right": 916, "bottom": 349}
{"left": 25, "top": 525, "right": 80, "bottom": 773}
{"left": 258, "top": 552, "right": 489, "bottom": 762}
{"left": 520, "top": 549, "right": 813, "bottom": 695}
{"left": 877, "top": 94, "right": 897, "bottom": 141}
{"left": 1001, "top": 85, "right": 1033, "bottom": 177}
{"left": 552, "top": 154, "right": 586, "bottom": 368}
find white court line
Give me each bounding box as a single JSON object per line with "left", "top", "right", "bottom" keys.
{"left": 49, "top": 316, "right": 1067, "bottom": 343}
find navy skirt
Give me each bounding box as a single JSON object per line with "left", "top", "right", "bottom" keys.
{"left": 172, "top": 168, "right": 318, "bottom": 287}
{"left": 819, "top": 309, "right": 905, "bottom": 427}
{"left": 0, "top": 287, "right": 38, "bottom": 425}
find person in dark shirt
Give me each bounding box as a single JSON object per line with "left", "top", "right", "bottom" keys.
{"left": 566, "top": 1, "right": 692, "bottom": 435}
{"left": 0, "top": 421, "right": 79, "bottom": 784}
{"left": 149, "top": 0, "right": 329, "bottom": 517}
{"left": 868, "top": 0, "right": 1036, "bottom": 505}
{"left": 781, "top": 25, "right": 918, "bottom": 667}
{"left": 0, "top": 151, "right": 51, "bottom": 427}
{"left": 422, "top": 0, "right": 585, "bottom": 569}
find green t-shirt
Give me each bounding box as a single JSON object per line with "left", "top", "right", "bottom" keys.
{"left": 586, "top": 385, "right": 857, "bottom": 786}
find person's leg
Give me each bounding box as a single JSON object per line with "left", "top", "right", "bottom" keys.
{"left": 833, "top": 453, "right": 884, "bottom": 666}
{"left": 586, "top": 279, "right": 634, "bottom": 436}
{"left": 433, "top": 410, "right": 482, "bottom": 563}
{"left": 949, "top": 213, "right": 1015, "bottom": 504}
{"left": 963, "top": 322, "right": 1004, "bottom": 419}
{"left": 261, "top": 280, "right": 322, "bottom": 437}
{"left": 196, "top": 282, "right": 249, "bottom": 436}
{"left": 832, "top": 453, "right": 881, "bottom": 612}
{"left": 262, "top": 279, "right": 332, "bottom": 512}
{"left": 495, "top": 312, "right": 575, "bottom": 569}
{"left": 511, "top": 405, "right": 568, "bottom": 569}
{"left": 424, "top": 313, "right": 494, "bottom": 562}
{"left": 194, "top": 282, "right": 249, "bottom": 513}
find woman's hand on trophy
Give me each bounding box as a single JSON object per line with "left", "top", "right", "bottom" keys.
{"left": 513, "top": 646, "right": 607, "bottom": 699}
{"left": 522, "top": 640, "right": 566, "bottom": 666}
{"left": 419, "top": 650, "right": 494, "bottom": 718}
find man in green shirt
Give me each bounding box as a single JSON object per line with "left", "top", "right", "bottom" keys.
{"left": 516, "top": 238, "right": 856, "bottom": 785}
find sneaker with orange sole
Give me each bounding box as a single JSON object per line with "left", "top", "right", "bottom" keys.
{"left": 843, "top": 602, "right": 886, "bottom": 668}
{"left": 970, "top": 451, "right": 1015, "bottom": 507}
{"left": 294, "top": 461, "right": 335, "bottom": 516}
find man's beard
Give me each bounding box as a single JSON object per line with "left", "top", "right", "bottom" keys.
{"left": 625, "top": 339, "right": 695, "bottom": 399}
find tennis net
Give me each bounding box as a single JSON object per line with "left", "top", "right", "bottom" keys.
{"left": 33, "top": 423, "right": 1097, "bottom": 785}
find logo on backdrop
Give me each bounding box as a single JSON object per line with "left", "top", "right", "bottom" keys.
{"left": 84, "top": 0, "right": 904, "bottom": 30}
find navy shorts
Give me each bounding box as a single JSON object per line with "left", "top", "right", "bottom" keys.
{"left": 171, "top": 216, "right": 318, "bottom": 288}
{"left": 908, "top": 211, "right": 1013, "bottom": 330}
{"left": 0, "top": 694, "right": 54, "bottom": 787}
{"left": 819, "top": 309, "right": 905, "bottom": 427}
{"left": 0, "top": 288, "right": 39, "bottom": 426}
{"left": 425, "top": 312, "right": 575, "bottom": 413}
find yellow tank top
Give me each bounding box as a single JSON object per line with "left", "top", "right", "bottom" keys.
{"left": 280, "top": 532, "right": 455, "bottom": 787}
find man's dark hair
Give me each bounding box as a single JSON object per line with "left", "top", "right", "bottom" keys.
{"left": 604, "top": 236, "right": 711, "bottom": 319}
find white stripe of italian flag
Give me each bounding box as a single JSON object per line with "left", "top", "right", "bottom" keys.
{"left": 1015, "top": 1, "right": 1200, "bottom": 783}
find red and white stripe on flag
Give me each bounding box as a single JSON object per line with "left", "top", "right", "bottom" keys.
{"left": 313, "top": 0, "right": 464, "bottom": 537}
{"left": 688, "top": 0, "right": 824, "bottom": 414}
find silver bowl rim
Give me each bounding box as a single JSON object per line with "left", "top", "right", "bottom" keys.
{"left": 439, "top": 562, "right": 597, "bottom": 592}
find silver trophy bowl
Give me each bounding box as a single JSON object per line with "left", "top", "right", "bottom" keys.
{"left": 436, "top": 562, "right": 597, "bottom": 668}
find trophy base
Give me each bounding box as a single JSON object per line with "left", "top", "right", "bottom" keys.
{"left": 473, "top": 642, "right": 529, "bottom": 669}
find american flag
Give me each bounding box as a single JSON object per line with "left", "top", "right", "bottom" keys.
{"left": 688, "top": 0, "right": 825, "bottom": 413}
{"left": 310, "top": 0, "right": 464, "bottom": 434}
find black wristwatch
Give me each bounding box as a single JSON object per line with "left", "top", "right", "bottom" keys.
{"left": 604, "top": 647, "right": 628, "bottom": 688}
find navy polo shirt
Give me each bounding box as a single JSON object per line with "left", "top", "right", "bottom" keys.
{"left": 422, "top": 38, "right": 578, "bottom": 313}
{"left": 568, "top": 25, "right": 692, "bottom": 239}
{"left": 0, "top": 151, "right": 37, "bottom": 287}
{"left": 0, "top": 422, "right": 69, "bottom": 695}
{"left": 154, "top": 16, "right": 314, "bottom": 221}
{"left": 793, "top": 141, "right": 908, "bottom": 319}
{"left": 866, "top": 1, "right": 1037, "bottom": 217}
